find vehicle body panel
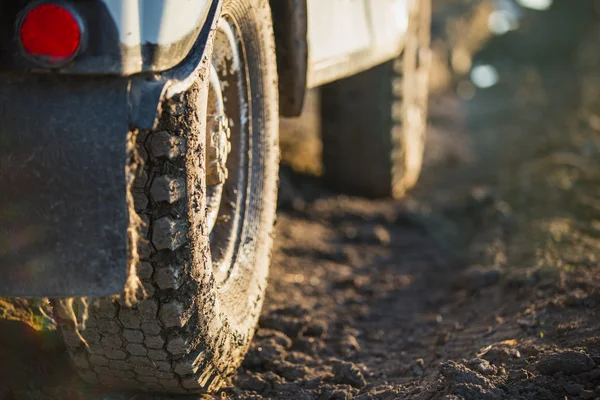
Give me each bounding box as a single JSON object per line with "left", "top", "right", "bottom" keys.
{"left": 1, "top": 0, "right": 410, "bottom": 83}
{"left": 306, "top": 0, "right": 411, "bottom": 87}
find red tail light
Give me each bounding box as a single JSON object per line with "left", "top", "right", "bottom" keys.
{"left": 19, "top": 4, "right": 82, "bottom": 65}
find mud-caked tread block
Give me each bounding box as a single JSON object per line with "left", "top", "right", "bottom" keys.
{"left": 96, "top": 299, "right": 118, "bottom": 318}
{"left": 156, "top": 371, "right": 177, "bottom": 380}
{"left": 154, "top": 361, "right": 172, "bottom": 372}
{"left": 109, "top": 360, "right": 135, "bottom": 371}
{"left": 87, "top": 344, "right": 106, "bottom": 356}
{"left": 145, "top": 335, "right": 165, "bottom": 349}
{"left": 105, "top": 349, "right": 128, "bottom": 360}
{"left": 152, "top": 217, "right": 187, "bottom": 251}
{"left": 136, "top": 262, "right": 154, "bottom": 280}
{"left": 133, "top": 191, "right": 149, "bottom": 211}
{"left": 123, "top": 329, "right": 145, "bottom": 344}
{"left": 97, "top": 318, "right": 122, "bottom": 334}
{"left": 149, "top": 131, "right": 186, "bottom": 160}
{"left": 133, "top": 170, "right": 149, "bottom": 190}
{"left": 159, "top": 301, "right": 189, "bottom": 328}
{"left": 100, "top": 334, "right": 123, "bottom": 348}
{"left": 148, "top": 349, "right": 169, "bottom": 361}
{"left": 150, "top": 176, "right": 186, "bottom": 204}
{"left": 137, "top": 239, "right": 156, "bottom": 259}
{"left": 126, "top": 343, "right": 149, "bottom": 357}
{"left": 118, "top": 308, "right": 141, "bottom": 329}
{"left": 141, "top": 322, "right": 163, "bottom": 336}
{"left": 155, "top": 265, "right": 185, "bottom": 290}
{"left": 129, "top": 356, "right": 154, "bottom": 368}
{"left": 166, "top": 336, "right": 192, "bottom": 357}
{"left": 137, "top": 299, "right": 159, "bottom": 320}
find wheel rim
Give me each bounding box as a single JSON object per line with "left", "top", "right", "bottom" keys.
{"left": 205, "top": 17, "right": 250, "bottom": 285}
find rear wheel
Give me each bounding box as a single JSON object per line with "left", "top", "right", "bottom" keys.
{"left": 56, "top": 0, "right": 279, "bottom": 393}
{"left": 320, "top": 0, "right": 432, "bottom": 198}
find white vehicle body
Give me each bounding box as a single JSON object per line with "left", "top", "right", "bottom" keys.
{"left": 95, "top": 0, "right": 412, "bottom": 85}
{"left": 306, "top": 0, "right": 411, "bottom": 87}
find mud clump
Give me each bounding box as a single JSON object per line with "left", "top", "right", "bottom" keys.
{"left": 318, "top": 384, "right": 357, "bottom": 400}
{"left": 439, "top": 361, "right": 503, "bottom": 400}
{"left": 337, "top": 334, "right": 361, "bottom": 358}
{"left": 466, "top": 358, "right": 503, "bottom": 376}
{"left": 243, "top": 340, "right": 287, "bottom": 369}
{"left": 479, "top": 343, "right": 522, "bottom": 364}
{"left": 331, "top": 360, "right": 367, "bottom": 389}
{"left": 536, "top": 351, "right": 596, "bottom": 376}
{"left": 259, "top": 305, "right": 312, "bottom": 338}
{"left": 440, "top": 361, "right": 496, "bottom": 387}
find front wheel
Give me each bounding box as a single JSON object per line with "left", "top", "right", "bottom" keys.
{"left": 56, "top": 0, "right": 279, "bottom": 394}
{"left": 320, "top": 0, "right": 432, "bottom": 198}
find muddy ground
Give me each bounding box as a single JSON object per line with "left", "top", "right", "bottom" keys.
{"left": 4, "top": 2, "right": 600, "bottom": 399}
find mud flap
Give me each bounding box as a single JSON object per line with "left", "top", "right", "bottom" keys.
{"left": 0, "top": 73, "right": 130, "bottom": 297}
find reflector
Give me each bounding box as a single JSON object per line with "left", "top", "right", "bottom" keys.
{"left": 20, "top": 4, "right": 81, "bottom": 64}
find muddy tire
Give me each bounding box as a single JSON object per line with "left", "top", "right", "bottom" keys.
{"left": 320, "top": 0, "right": 431, "bottom": 198}
{"left": 55, "top": 0, "right": 278, "bottom": 394}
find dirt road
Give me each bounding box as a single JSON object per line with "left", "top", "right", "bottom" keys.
{"left": 3, "top": 3, "right": 600, "bottom": 400}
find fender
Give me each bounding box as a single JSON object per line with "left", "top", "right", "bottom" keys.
{"left": 0, "top": 0, "right": 222, "bottom": 297}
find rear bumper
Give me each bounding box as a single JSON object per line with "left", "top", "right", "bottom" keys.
{"left": 0, "top": 74, "right": 130, "bottom": 297}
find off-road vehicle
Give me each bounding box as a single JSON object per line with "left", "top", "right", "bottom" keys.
{"left": 0, "top": 0, "right": 432, "bottom": 393}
